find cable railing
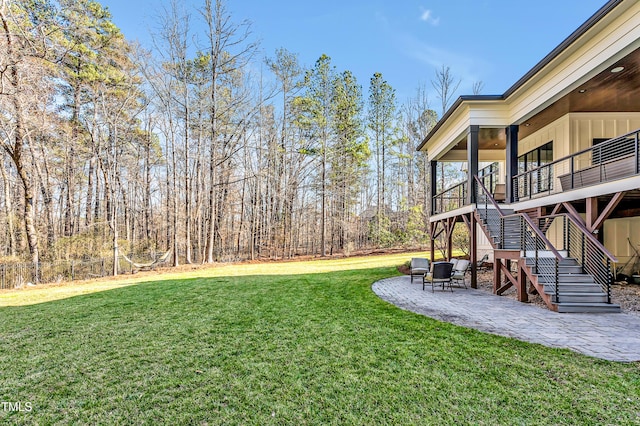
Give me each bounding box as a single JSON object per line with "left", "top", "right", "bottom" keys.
{"left": 474, "top": 175, "right": 506, "bottom": 248}
{"left": 432, "top": 180, "right": 467, "bottom": 215}
{"left": 523, "top": 215, "right": 560, "bottom": 301}
{"left": 433, "top": 162, "right": 499, "bottom": 215}
{"left": 475, "top": 176, "right": 563, "bottom": 300}
{"left": 513, "top": 129, "right": 640, "bottom": 201}
{"left": 477, "top": 162, "right": 499, "bottom": 194}
{"left": 475, "top": 174, "right": 619, "bottom": 305}
{"left": 538, "top": 214, "right": 617, "bottom": 303}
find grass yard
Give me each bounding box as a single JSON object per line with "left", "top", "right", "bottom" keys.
{"left": 0, "top": 253, "right": 639, "bottom": 424}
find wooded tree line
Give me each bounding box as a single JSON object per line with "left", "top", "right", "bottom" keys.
{"left": 1, "top": 0, "right": 459, "bottom": 270}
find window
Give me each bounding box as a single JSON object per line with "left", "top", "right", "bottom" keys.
{"left": 518, "top": 141, "right": 553, "bottom": 195}
{"left": 518, "top": 141, "right": 552, "bottom": 171}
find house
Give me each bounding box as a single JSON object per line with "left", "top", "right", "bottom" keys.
{"left": 419, "top": 0, "right": 640, "bottom": 312}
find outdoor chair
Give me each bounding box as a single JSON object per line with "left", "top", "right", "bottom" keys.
{"left": 410, "top": 258, "right": 430, "bottom": 283}
{"left": 493, "top": 183, "right": 506, "bottom": 202}
{"left": 448, "top": 258, "right": 459, "bottom": 272}
{"left": 451, "top": 259, "right": 470, "bottom": 289}
{"left": 476, "top": 253, "right": 490, "bottom": 271}
{"left": 423, "top": 261, "right": 454, "bottom": 292}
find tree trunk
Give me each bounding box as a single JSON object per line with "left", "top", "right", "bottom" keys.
{"left": 85, "top": 156, "right": 96, "bottom": 228}
{"left": 0, "top": 160, "right": 17, "bottom": 257}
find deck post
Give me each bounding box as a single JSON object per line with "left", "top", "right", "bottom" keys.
{"left": 493, "top": 258, "right": 501, "bottom": 293}
{"left": 429, "top": 222, "right": 436, "bottom": 264}
{"left": 505, "top": 125, "right": 519, "bottom": 203}
{"left": 586, "top": 197, "right": 598, "bottom": 231}
{"left": 430, "top": 160, "right": 437, "bottom": 215}
{"left": 517, "top": 259, "right": 528, "bottom": 302}
{"left": 470, "top": 213, "right": 478, "bottom": 288}
{"left": 446, "top": 217, "right": 454, "bottom": 260}
{"left": 467, "top": 125, "right": 479, "bottom": 205}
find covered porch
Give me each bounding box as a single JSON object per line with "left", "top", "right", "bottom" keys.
{"left": 419, "top": 1, "right": 640, "bottom": 312}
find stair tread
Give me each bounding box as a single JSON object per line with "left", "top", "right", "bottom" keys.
{"left": 557, "top": 302, "right": 620, "bottom": 307}
{"left": 556, "top": 303, "right": 621, "bottom": 313}
{"left": 544, "top": 284, "right": 600, "bottom": 289}
{"left": 537, "top": 273, "right": 594, "bottom": 277}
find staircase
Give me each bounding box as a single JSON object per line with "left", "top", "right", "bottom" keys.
{"left": 477, "top": 208, "right": 515, "bottom": 249}
{"left": 526, "top": 257, "right": 620, "bottom": 313}
{"left": 474, "top": 181, "right": 620, "bottom": 313}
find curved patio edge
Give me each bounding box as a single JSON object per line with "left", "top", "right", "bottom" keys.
{"left": 372, "top": 275, "right": 640, "bottom": 363}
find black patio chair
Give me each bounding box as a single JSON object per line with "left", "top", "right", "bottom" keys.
{"left": 423, "top": 261, "right": 454, "bottom": 292}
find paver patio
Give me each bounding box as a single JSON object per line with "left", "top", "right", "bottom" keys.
{"left": 372, "top": 275, "right": 640, "bottom": 362}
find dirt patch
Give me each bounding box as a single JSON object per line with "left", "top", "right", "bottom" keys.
{"left": 612, "top": 281, "right": 640, "bottom": 313}
{"left": 397, "top": 265, "right": 411, "bottom": 275}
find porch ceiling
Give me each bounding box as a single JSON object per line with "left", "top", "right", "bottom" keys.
{"left": 519, "top": 46, "right": 640, "bottom": 139}
{"left": 447, "top": 127, "right": 507, "bottom": 153}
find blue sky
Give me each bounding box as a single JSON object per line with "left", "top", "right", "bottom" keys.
{"left": 102, "top": 0, "right": 607, "bottom": 107}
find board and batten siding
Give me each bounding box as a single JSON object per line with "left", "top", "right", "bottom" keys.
{"left": 518, "top": 112, "right": 640, "bottom": 159}
{"left": 570, "top": 113, "right": 640, "bottom": 266}
{"left": 570, "top": 112, "right": 640, "bottom": 152}
{"left": 518, "top": 115, "right": 569, "bottom": 158}
{"left": 519, "top": 112, "right": 640, "bottom": 266}
{"left": 604, "top": 217, "right": 640, "bottom": 272}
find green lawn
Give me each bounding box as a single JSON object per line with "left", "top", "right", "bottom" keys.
{"left": 0, "top": 254, "right": 638, "bottom": 425}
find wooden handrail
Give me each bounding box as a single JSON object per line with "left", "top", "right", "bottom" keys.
{"left": 475, "top": 175, "right": 564, "bottom": 260}
{"left": 474, "top": 175, "right": 506, "bottom": 216}
{"left": 540, "top": 213, "right": 617, "bottom": 263}
{"left": 502, "top": 212, "right": 565, "bottom": 260}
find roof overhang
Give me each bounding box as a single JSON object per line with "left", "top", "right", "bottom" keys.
{"left": 418, "top": 0, "right": 640, "bottom": 156}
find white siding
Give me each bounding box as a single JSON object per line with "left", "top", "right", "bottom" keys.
{"left": 519, "top": 115, "right": 570, "bottom": 158}
{"left": 604, "top": 217, "right": 640, "bottom": 274}
{"left": 570, "top": 112, "right": 640, "bottom": 152}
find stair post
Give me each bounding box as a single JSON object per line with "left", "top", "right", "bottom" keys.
{"left": 581, "top": 232, "right": 586, "bottom": 267}
{"left": 555, "top": 257, "right": 559, "bottom": 304}
{"left": 635, "top": 133, "right": 639, "bottom": 174}
{"left": 517, "top": 258, "right": 528, "bottom": 302}
{"left": 563, "top": 216, "right": 568, "bottom": 253}
{"left": 606, "top": 258, "right": 612, "bottom": 304}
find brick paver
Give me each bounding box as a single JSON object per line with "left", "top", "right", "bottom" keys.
{"left": 372, "top": 275, "right": 640, "bottom": 362}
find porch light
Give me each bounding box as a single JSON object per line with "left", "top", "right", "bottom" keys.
{"left": 610, "top": 66, "right": 625, "bottom": 73}
{"left": 578, "top": 89, "right": 587, "bottom": 93}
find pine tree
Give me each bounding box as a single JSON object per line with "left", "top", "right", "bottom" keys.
{"left": 368, "top": 72, "right": 397, "bottom": 245}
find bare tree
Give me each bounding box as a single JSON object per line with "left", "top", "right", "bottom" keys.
{"left": 401, "top": 84, "right": 438, "bottom": 234}
{"left": 200, "top": 0, "right": 259, "bottom": 263}
{"left": 472, "top": 80, "right": 485, "bottom": 95}
{"left": 431, "top": 64, "right": 461, "bottom": 117}
{"left": 0, "top": 0, "right": 54, "bottom": 269}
